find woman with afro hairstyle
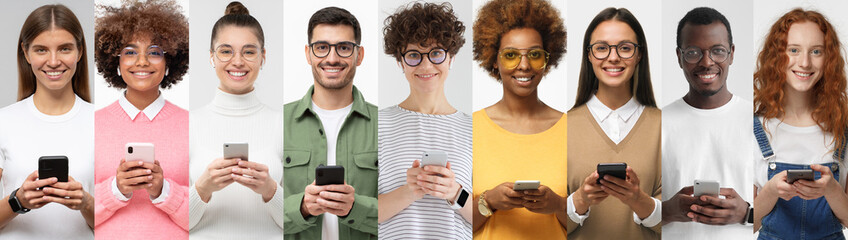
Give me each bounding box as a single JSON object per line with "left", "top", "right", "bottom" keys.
{"left": 92, "top": 0, "right": 190, "bottom": 239}
{"left": 752, "top": 9, "right": 848, "bottom": 240}
{"left": 470, "top": 0, "right": 567, "bottom": 239}
{"left": 376, "top": 2, "right": 472, "bottom": 239}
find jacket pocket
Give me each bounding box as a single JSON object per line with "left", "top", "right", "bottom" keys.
{"left": 283, "top": 150, "right": 311, "bottom": 195}
{"left": 351, "top": 151, "right": 378, "bottom": 196}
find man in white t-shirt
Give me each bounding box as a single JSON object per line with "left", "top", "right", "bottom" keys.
{"left": 661, "top": 7, "right": 754, "bottom": 239}
{"left": 283, "top": 6, "right": 378, "bottom": 240}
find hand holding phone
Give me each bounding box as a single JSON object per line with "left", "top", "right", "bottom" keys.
{"left": 786, "top": 169, "right": 814, "bottom": 184}
{"left": 693, "top": 180, "right": 719, "bottom": 197}
{"left": 39, "top": 156, "right": 69, "bottom": 183}
{"left": 316, "top": 165, "right": 344, "bottom": 186}
{"left": 420, "top": 151, "right": 447, "bottom": 167}
{"left": 513, "top": 180, "right": 540, "bottom": 191}
{"left": 597, "top": 163, "right": 627, "bottom": 184}
{"left": 223, "top": 142, "right": 248, "bottom": 161}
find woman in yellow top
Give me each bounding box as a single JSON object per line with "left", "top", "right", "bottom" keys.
{"left": 471, "top": 0, "right": 567, "bottom": 239}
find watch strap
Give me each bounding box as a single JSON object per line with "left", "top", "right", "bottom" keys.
{"left": 8, "top": 188, "right": 30, "bottom": 214}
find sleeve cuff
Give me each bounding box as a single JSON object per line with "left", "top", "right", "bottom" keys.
{"left": 284, "top": 192, "right": 319, "bottom": 233}
{"left": 151, "top": 180, "right": 170, "bottom": 203}
{"left": 633, "top": 197, "right": 662, "bottom": 227}
{"left": 111, "top": 177, "right": 132, "bottom": 201}
{"left": 566, "top": 193, "right": 591, "bottom": 226}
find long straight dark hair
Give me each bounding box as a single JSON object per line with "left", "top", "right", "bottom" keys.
{"left": 18, "top": 4, "right": 90, "bottom": 102}
{"left": 572, "top": 7, "right": 655, "bottom": 109}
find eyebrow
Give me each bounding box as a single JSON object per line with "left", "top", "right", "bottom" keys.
{"left": 31, "top": 42, "right": 76, "bottom": 49}
{"left": 590, "top": 40, "right": 637, "bottom": 45}
{"left": 787, "top": 44, "right": 825, "bottom": 48}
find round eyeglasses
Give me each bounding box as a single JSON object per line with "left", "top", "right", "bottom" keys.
{"left": 310, "top": 41, "right": 358, "bottom": 58}
{"left": 588, "top": 42, "right": 639, "bottom": 60}
{"left": 215, "top": 44, "right": 261, "bottom": 62}
{"left": 402, "top": 48, "right": 447, "bottom": 67}
{"left": 678, "top": 46, "right": 731, "bottom": 64}
{"left": 498, "top": 48, "right": 550, "bottom": 70}
{"left": 118, "top": 45, "right": 165, "bottom": 65}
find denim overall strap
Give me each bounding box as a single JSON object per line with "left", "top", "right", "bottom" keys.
{"left": 755, "top": 116, "right": 775, "bottom": 160}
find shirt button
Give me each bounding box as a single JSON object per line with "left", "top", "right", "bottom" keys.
{"left": 319, "top": 129, "right": 324, "bottom": 135}
{"left": 285, "top": 157, "right": 291, "bottom": 163}
{"left": 348, "top": 219, "right": 354, "bottom": 224}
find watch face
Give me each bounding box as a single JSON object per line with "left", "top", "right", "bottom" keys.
{"left": 456, "top": 190, "right": 469, "bottom": 207}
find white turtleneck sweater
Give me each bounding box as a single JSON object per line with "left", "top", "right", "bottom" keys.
{"left": 188, "top": 89, "right": 284, "bottom": 240}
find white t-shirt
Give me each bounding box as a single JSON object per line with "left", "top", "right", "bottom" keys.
{"left": 661, "top": 96, "right": 754, "bottom": 239}
{"left": 0, "top": 95, "right": 94, "bottom": 239}
{"left": 312, "top": 101, "right": 352, "bottom": 240}
{"left": 753, "top": 117, "right": 847, "bottom": 189}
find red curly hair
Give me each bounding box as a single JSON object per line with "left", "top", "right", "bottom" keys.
{"left": 754, "top": 9, "right": 848, "bottom": 149}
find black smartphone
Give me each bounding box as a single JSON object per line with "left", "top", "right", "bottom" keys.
{"left": 597, "top": 162, "right": 627, "bottom": 184}
{"left": 316, "top": 165, "right": 344, "bottom": 186}
{"left": 39, "top": 156, "right": 69, "bottom": 184}
{"left": 786, "top": 169, "right": 814, "bottom": 184}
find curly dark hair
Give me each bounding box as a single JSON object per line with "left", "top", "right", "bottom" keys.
{"left": 473, "top": 0, "right": 566, "bottom": 80}
{"left": 95, "top": 0, "right": 189, "bottom": 89}
{"left": 383, "top": 2, "right": 465, "bottom": 62}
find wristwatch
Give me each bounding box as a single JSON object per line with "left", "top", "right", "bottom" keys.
{"left": 478, "top": 190, "right": 493, "bottom": 217}
{"left": 449, "top": 188, "right": 469, "bottom": 210}
{"left": 8, "top": 188, "right": 30, "bottom": 214}
{"left": 743, "top": 202, "right": 753, "bottom": 225}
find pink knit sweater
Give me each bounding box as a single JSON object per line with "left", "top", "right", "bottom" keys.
{"left": 94, "top": 100, "right": 189, "bottom": 239}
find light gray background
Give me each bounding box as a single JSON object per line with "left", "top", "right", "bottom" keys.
{"left": 752, "top": 1, "right": 848, "bottom": 237}
{"left": 282, "top": 0, "right": 379, "bottom": 104}
{"left": 662, "top": 0, "right": 754, "bottom": 107}
{"left": 567, "top": 0, "right": 662, "bottom": 110}
{"left": 0, "top": 0, "right": 95, "bottom": 107}
{"left": 471, "top": 0, "right": 568, "bottom": 112}
{"left": 189, "top": 0, "right": 284, "bottom": 110}
{"left": 94, "top": 0, "right": 191, "bottom": 110}
{"left": 377, "top": 0, "right": 473, "bottom": 114}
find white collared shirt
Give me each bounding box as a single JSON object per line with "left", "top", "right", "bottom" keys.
{"left": 118, "top": 91, "right": 166, "bottom": 121}
{"left": 586, "top": 95, "right": 644, "bottom": 144}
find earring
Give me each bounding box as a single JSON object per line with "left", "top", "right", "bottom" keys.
{"left": 117, "top": 67, "right": 121, "bottom": 76}
{"left": 165, "top": 68, "right": 169, "bottom": 76}
{"left": 210, "top": 57, "right": 214, "bottom": 68}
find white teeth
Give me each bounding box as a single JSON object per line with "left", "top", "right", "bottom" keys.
{"left": 516, "top": 77, "right": 531, "bottom": 82}
{"left": 45, "top": 71, "right": 62, "bottom": 76}
{"left": 604, "top": 68, "right": 623, "bottom": 72}
{"left": 324, "top": 68, "right": 341, "bottom": 73}
{"left": 794, "top": 71, "right": 812, "bottom": 77}
{"left": 699, "top": 74, "right": 717, "bottom": 79}
{"left": 133, "top": 72, "right": 151, "bottom": 76}
{"left": 228, "top": 71, "right": 246, "bottom": 77}
{"left": 417, "top": 74, "right": 436, "bottom": 78}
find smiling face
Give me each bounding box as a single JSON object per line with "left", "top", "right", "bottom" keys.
{"left": 589, "top": 20, "right": 640, "bottom": 90}
{"left": 495, "top": 28, "right": 546, "bottom": 97}
{"left": 212, "top": 26, "right": 264, "bottom": 94}
{"left": 401, "top": 42, "right": 451, "bottom": 95}
{"left": 119, "top": 35, "right": 167, "bottom": 92}
{"left": 784, "top": 21, "right": 824, "bottom": 93}
{"left": 23, "top": 28, "right": 81, "bottom": 92}
{"left": 305, "top": 24, "right": 363, "bottom": 90}
{"left": 678, "top": 21, "right": 734, "bottom": 97}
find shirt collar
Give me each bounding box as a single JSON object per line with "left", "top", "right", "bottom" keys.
{"left": 294, "top": 85, "right": 373, "bottom": 121}
{"left": 587, "top": 95, "right": 641, "bottom": 123}
{"left": 118, "top": 91, "right": 165, "bottom": 120}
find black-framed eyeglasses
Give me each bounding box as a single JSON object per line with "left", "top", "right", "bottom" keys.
{"left": 309, "top": 41, "right": 358, "bottom": 58}
{"left": 215, "top": 44, "right": 261, "bottom": 62}
{"left": 588, "top": 42, "right": 640, "bottom": 60}
{"left": 117, "top": 45, "right": 166, "bottom": 65}
{"left": 677, "top": 45, "right": 732, "bottom": 64}
{"left": 402, "top": 48, "right": 447, "bottom": 67}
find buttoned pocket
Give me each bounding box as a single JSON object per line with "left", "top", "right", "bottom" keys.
{"left": 283, "top": 150, "right": 311, "bottom": 195}
{"left": 351, "top": 151, "right": 378, "bottom": 196}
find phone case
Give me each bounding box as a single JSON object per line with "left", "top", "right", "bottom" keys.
{"left": 39, "top": 156, "right": 68, "bottom": 182}
{"left": 597, "top": 163, "right": 627, "bottom": 184}
{"left": 513, "top": 180, "right": 540, "bottom": 190}
{"left": 421, "top": 151, "right": 447, "bottom": 167}
{"left": 316, "top": 165, "right": 345, "bottom": 186}
{"left": 694, "top": 180, "right": 720, "bottom": 196}
{"left": 224, "top": 142, "right": 249, "bottom": 161}
{"left": 125, "top": 143, "right": 155, "bottom": 164}
{"left": 786, "top": 169, "right": 814, "bottom": 184}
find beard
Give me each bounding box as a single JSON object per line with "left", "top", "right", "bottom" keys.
{"left": 693, "top": 81, "right": 725, "bottom": 97}
{"left": 312, "top": 62, "right": 356, "bottom": 90}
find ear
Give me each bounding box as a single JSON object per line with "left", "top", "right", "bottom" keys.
{"left": 305, "top": 44, "right": 312, "bottom": 65}
{"left": 21, "top": 43, "right": 31, "bottom": 64}
{"left": 76, "top": 46, "right": 83, "bottom": 63}
{"left": 261, "top": 48, "right": 267, "bottom": 66}
{"left": 675, "top": 48, "right": 683, "bottom": 69}
{"left": 355, "top": 46, "right": 364, "bottom": 66}
{"left": 727, "top": 44, "right": 735, "bottom": 65}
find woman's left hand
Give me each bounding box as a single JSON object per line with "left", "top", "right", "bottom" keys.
{"left": 599, "top": 167, "right": 650, "bottom": 207}
{"left": 41, "top": 176, "right": 92, "bottom": 211}
{"left": 232, "top": 160, "right": 278, "bottom": 202}
{"left": 146, "top": 160, "right": 165, "bottom": 199}
{"left": 794, "top": 164, "right": 841, "bottom": 200}
{"left": 416, "top": 162, "right": 461, "bottom": 201}
{"left": 521, "top": 184, "right": 565, "bottom": 214}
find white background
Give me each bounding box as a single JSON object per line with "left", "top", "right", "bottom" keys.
{"left": 662, "top": 0, "right": 754, "bottom": 107}
{"left": 0, "top": 0, "right": 95, "bottom": 107}
{"left": 471, "top": 0, "right": 568, "bottom": 112}
{"left": 282, "top": 0, "right": 379, "bottom": 104}
{"left": 188, "top": 0, "right": 284, "bottom": 110}
{"left": 93, "top": 0, "right": 191, "bottom": 110}
{"left": 377, "top": 0, "right": 473, "bottom": 113}
{"left": 566, "top": 0, "right": 662, "bottom": 110}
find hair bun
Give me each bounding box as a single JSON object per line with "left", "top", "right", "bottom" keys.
{"left": 225, "top": 1, "right": 249, "bottom": 15}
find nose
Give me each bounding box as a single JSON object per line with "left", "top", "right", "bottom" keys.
{"left": 325, "top": 46, "right": 340, "bottom": 63}
{"left": 607, "top": 48, "right": 620, "bottom": 62}
{"left": 136, "top": 53, "right": 150, "bottom": 67}
{"left": 47, "top": 52, "right": 61, "bottom": 67}
{"left": 231, "top": 51, "right": 245, "bottom": 67}
{"left": 798, "top": 53, "right": 810, "bottom": 68}
{"left": 516, "top": 54, "right": 531, "bottom": 71}
{"left": 698, "top": 49, "right": 714, "bottom": 67}
{"left": 418, "top": 55, "right": 435, "bottom": 69}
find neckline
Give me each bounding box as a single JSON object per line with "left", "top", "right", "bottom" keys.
{"left": 480, "top": 109, "right": 566, "bottom": 138}
{"left": 582, "top": 105, "right": 652, "bottom": 151}
{"left": 393, "top": 105, "right": 462, "bottom": 118}
{"left": 26, "top": 95, "right": 83, "bottom": 123}
{"left": 209, "top": 88, "right": 264, "bottom": 116}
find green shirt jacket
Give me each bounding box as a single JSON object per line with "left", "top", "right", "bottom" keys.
{"left": 283, "top": 85, "right": 378, "bottom": 240}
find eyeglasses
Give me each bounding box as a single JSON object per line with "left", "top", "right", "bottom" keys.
{"left": 498, "top": 48, "right": 549, "bottom": 70}
{"left": 310, "top": 41, "right": 358, "bottom": 58}
{"left": 588, "top": 42, "right": 639, "bottom": 60}
{"left": 402, "top": 48, "right": 447, "bottom": 67}
{"left": 118, "top": 45, "right": 166, "bottom": 65}
{"left": 678, "top": 46, "right": 731, "bottom": 64}
{"left": 215, "top": 44, "right": 261, "bottom": 62}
